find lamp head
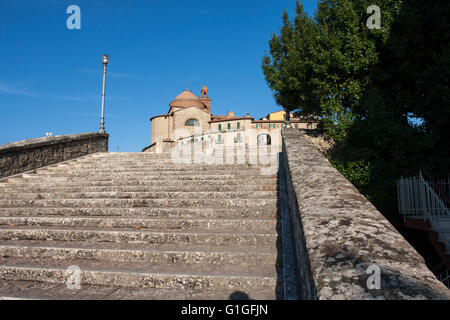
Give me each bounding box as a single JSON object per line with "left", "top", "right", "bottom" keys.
{"left": 101, "top": 54, "right": 109, "bottom": 65}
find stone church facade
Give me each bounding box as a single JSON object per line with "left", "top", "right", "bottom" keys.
{"left": 144, "top": 86, "right": 317, "bottom": 153}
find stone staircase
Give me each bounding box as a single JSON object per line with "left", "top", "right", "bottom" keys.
{"left": 0, "top": 152, "right": 284, "bottom": 299}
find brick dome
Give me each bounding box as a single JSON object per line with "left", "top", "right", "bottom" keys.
{"left": 169, "top": 89, "right": 205, "bottom": 109}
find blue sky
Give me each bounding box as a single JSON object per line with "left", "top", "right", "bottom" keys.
{"left": 0, "top": 0, "right": 317, "bottom": 151}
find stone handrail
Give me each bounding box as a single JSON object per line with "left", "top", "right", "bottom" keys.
{"left": 0, "top": 133, "right": 109, "bottom": 178}
{"left": 282, "top": 128, "right": 449, "bottom": 299}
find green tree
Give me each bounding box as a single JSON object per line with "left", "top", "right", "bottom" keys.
{"left": 262, "top": 3, "right": 320, "bottom": 116}
{"left": 263, "top": 0, "right": 450, "bottom": 221}
{"left": 263, "top": 0, "right": 400, "bottom": 142}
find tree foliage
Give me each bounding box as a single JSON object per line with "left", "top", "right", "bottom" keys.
{"left": 263, "top": 0, "right": 450, "bottom": 218}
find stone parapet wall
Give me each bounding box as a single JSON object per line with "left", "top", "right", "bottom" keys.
{"left": 282, "top": 128, "right": 449, "bottom": 300}
{"left": 0, "top": 133, "right": 109, "bottom": 178}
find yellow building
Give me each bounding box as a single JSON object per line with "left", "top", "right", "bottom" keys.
{"left": 264, "top": 110, "right": 294, "bottom": 121}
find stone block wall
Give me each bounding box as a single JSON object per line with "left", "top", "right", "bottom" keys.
{"left": 282, "top": 128, "right": 449, "bottom": 299}
{"left": 0, "top": 133, "right": 109, "bottom": 178}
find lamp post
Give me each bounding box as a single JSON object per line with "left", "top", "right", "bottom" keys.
{"left": 99, "top": 54, "right": 109, "bottom": 133}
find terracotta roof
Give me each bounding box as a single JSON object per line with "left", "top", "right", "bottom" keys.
{"left": 211, "top": 115, "right": 227, "bottom": 119}
{"left": 150, "top": 105, "right": 212, "bottom": 121}
{"left": 209, "top": 117, "right": 253, "bottom": 123}
{"left": 169, "top": 89, "right": 206, "bottom": 109}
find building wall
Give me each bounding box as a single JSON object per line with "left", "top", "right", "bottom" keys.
{"left": 150, "top": 102, "right": 316, "bottom": 153}
{"left": 290, "top": 122, "right": 317, "bottom": 129}
{"left": 267, "top": 110, "right": 293, "bottom": 121}
{"left": 151, "top": 116, "right": 170, "bottom": 144}
{"left": 178, "top": 127, "right": 282, "bottom": 151}
{"left": 172, "top": 107, "right": 211, "bottom": 140}
{"left": 252, "top": 122, "right": 286, "bottom": 129}
{"left": 212, "top": 119, "right": 251, "bottom": 132}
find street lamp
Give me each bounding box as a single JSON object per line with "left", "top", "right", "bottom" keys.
{"left": 99, "top": 54, "right": 109, "bottom": 133}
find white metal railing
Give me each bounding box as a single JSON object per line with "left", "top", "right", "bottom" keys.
{"left": 397, "top": 171, "right": 450, "bottom": 254}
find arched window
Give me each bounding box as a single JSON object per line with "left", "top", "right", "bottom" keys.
{"left": 185, "top": 118, "right": 200, "bottom": 126}
{"left": 257, "top": 133, "right": 271, "bottom": 145}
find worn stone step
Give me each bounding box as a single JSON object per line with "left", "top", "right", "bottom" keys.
{"left": 15, "top": 174, "right": 276, "bottom": 182}
{"left": 83, "top": 152, "right": 278, "bottom": 156}
{"left": 0, "top": 198, "right": 278, "bottom": 208}
{"left": 0, "top": 279, "right": 278, "bottom": 299}
{"left": 0, "top": 184, "right": 278, "bottom": 193}
{"left": 34, "top": 164, "right": 260, "bottom": 174}
{"left": 23, "top": 171, "right": 274, "bottom": 178}
{"left": 0, "top": 269, "right": 281, "bottom": 298}
{"left": 0, "top": 241, "right": 279, "bottom": 266}
{"left": 73, "top": 156, "right": 280, "bottom": 163}
{"left": 0, "top": 179, "right": 277, "bottom": 188}
{"left": 0, "top": 150, "right": 284, "bottom": 299}
{"left": 0, "top": 207, "right": 278, "bottom": 219}
{"left": 0, "top": 226, "right": 278, "bottom": 246}
{"left": 45, "top": 164, "right": 260, "bottom": 171}
{"left": 0, "top": 216, "right": 278, "bottom": 232}
{"left": 42, "top": 165, "right": 261, "bottom": 170}
{"left": 40, "top": 169, "right": 269, "bottom": 175}
{"left": 0, "top": 256, "right": 278, "bottom": 278}
{"left": 90, "top": 151, "right": 281, "bottom": 159}
{"left": 0, "top": 257, "right": 281, "bottom": 293}
{"left": 0, "top": 190, "right": 277, "bottom": 200}
{"left": 82, "top": 152, "right": 278, "bottom": 157}
{"left": 71, "top": 161, "right": 279, "bottom": 167}
{"left": 75, "top": 156, "right": 279, "bottom": 162}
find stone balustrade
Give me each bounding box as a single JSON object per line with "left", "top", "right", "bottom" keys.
{"left": 282, "top": 128, "right": 450, "bottom": 299}
{"left": 0, "top": 133, "right": 109, "bottom": 178}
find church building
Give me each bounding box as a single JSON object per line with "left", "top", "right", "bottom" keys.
{"left": 144, "top": 86, "right": 317, "bottom": 153}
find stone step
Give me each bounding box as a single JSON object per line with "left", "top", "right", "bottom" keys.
{"left": 36, "top": 164, "right": 263, "bottom": 170}
{"left": 0, "top": 279, "right": 278, "bottom": 299}
{"left": 0, "top": 257, "right": 281, "bottom": 293}
{"left": 83, "top": 152, "right": 279, "bottom": 157}
{"left": 0, "top": 207, "right": 278, "bottom": 219}
{"left": 48, "top": 169, "right": 274, "bottom": 176}
{"left": 0, "top": 198, "right": 278, "bottom": 208}
{"left": 0, "top": 255, "right": 278, "bottom": 278}
{"left": 24, "top": 171, "right": 274, "bottom": 178}
{"left": 0, "top": 184, "right": 278, "bottom": 193}
{"left": 0, "top": 179, "right": 277, "bottom": 188}
{"left": 0, "top": 226, "right": 277, "bottom": 247}
{"left": 0, "top": 151, "right": 284, "bottom": 299}
{"left": 15, "top": 174, "right": 276, "bottom": 182}
{"left": 74, "top": 155, "right": 280, "bottom": 162}
{"left": 90, "top": 152, "right": 280, "bottom": 158}
{"left": 45, "top": 164, "right": 260, "bottom": 171}
{"left": 77, "top": 155, "right": 280, "bottom": 161}
{"left": 72, "top": 159, "right": 280, "bottom": 166}
{"left": 0, "top": 241, "right": 278, "bottom": 266}
{"left": 0, "top": 216, "right": 278, "bottom": 232}
{"left": 0, "top": 190, "right": 277, "bottom": 200}
{"left": 45, "top": 169, "right": 264, "bottom": 175}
